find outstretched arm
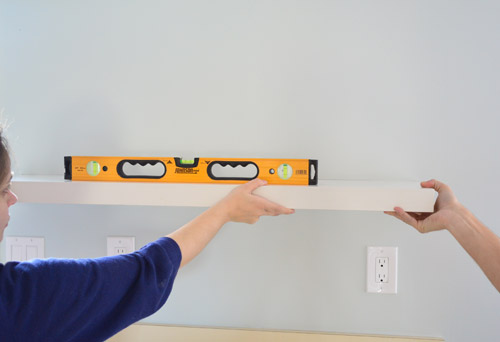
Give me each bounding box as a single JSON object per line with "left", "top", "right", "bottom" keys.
{"left": 385, "top": 179, "right": 500, "bottom": 292}
{"left": 168, "top": 179, "right": 294, "bottom": 267}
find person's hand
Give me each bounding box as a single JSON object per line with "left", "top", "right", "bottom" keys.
{"left": 385, "top": 179, "right": 464, "bottom": 233}
{"left": 169, "top": 179, "right": 295, "bottom": 267}
{"left": 215, "top": 178, "right": 295, "bottom": 224}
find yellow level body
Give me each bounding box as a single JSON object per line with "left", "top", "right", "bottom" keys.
{"left": 65, "top": 156, "right": 318, "bottom": 185}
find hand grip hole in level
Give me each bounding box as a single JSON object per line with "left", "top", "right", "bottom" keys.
{"left": 310, "top": 163, "right": 316, "bottom": 181}
{"left": 207, "top": 161, "right": 259, "bottom": 181}
{"left": 117, "top": 160, "right": 166, "bottom": 179}
{"left": 309, "top": 160, "right": 318, "bottom": 185}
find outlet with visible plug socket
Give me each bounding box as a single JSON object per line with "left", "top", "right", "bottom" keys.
{"left": 376, "top": 257, "right": 389, "bottom": 283}
{"left": 367, "top": 246, "right": 398, "bottom": 294}
{"left": 107, "top": 237, "right": 135, "bottom": 256}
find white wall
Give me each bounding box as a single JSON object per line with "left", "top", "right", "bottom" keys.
{"left": 1, "top": 1, "right": 500, "bottom": 341}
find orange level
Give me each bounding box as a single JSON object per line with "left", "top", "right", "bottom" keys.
{"left": 64, "top": 156, "right": 318, "bottom": 185}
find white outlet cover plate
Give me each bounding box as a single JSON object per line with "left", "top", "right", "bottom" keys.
{"left": 367, "top": 246, "right": 398, "bottom": 294}
{"left": 107, "top": 236, "right": 135, "bottom": 256}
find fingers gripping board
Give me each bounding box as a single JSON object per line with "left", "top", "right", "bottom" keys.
{"left": 64, "top": 157, "right": 318, "bottom": 186}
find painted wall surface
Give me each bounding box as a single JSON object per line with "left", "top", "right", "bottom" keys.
{"left": 1, "top": 1, "right": 500, "bottom": 341}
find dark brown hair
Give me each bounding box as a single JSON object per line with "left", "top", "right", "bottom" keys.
{"left": 0, "top": 128, "right": 11, "bottom": 183}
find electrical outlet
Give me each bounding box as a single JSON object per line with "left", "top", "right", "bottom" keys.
{"left": 367, "top": 246, "right": 398, "bottom": 294}
{"left": 375, "top": 257, "right": 389, "bottom": 283}
{"left": 107, "top": 237, "right": 135, "bottom": 256}
{"left": 114, "top": 247, "right": 127, "bottom": 254}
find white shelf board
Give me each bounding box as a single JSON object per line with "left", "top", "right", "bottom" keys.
{"left": 12, "top": 176, "right": 436, "bottom": 212}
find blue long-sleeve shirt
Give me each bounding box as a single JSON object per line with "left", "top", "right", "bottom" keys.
{"left": 0, "top": 237, "right": 181, "bottom": 342}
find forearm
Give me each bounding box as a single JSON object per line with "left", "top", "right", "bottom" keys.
{"left": 448, "top": 206, "right": 500, "bottom": 292}
{"left": 166, "top": 179, "right": 293, "bottom": 268}
{"left": 167, "top": 204, "right": 230, "bottom": 267}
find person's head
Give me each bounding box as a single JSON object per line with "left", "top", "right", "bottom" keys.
{"left": 0, "top": 128, "right": 18, "bottom": 241}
